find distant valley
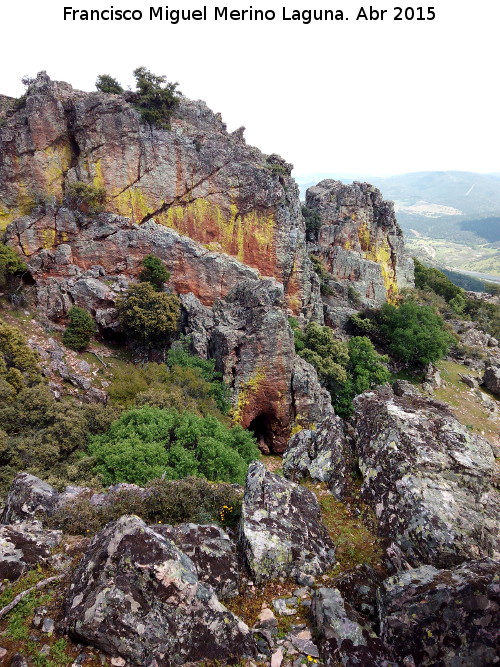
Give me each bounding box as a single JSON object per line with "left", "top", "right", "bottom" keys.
{"left": 295, "top": 170, "right": 500, "bottom": 281}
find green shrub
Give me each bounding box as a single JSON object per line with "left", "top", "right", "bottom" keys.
{"left": 48, "top": 476, "right": 243, "bottom": 535}
{"left": 133, "top": 66, "right": 180, "bottom": 130}
{"left": 333, "top": 337, "right": 390, "bottom": 418}
{"left": 310, "top": 254, "right": 334, "bottom": 296}
{"left": 299, "top": 322, "right": 349, "bottom": 387}
{"left": 96, "top": 74, "right": 123, "bottom": 94}
{"left": 377, "top": 301, "right": 455, "bottom": 366}
{"left": 288, "top": 317, "right": 305, "bottom": 352}
{"left": 116, "top": 282, "right": 180, "bottom": 348}
{"left": 62, "top": 306, "right": 96, "bottom": 350}
{"left": 0, "top": 244, "right": 27, "bottom": 288}
{"left": 88, "top": 406, "right": 259, "bottom": 486}
{"left": 302, "top": 206, "right": 322, "bottom": 242}
{"left": 0, "top": 320, "right": 42, "bottom": 398}
{"left": 0, "top": 386, "right": 116, "bottom": 498}
{"left": 413, "top": 258, "right": 464, "bottom": 302}
{"left": 65, "top": 181, "right": 106, "bottom": 214}
{"left": 139, "top": 254, "right": 171, "bottom": 290}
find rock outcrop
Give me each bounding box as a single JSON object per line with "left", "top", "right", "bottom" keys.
{"left": 65, "top": 515, "right": 255, "bottom": 665}
{"left": 306, "top": 179, "right": 414, "bottom": 306}
{"left": 151, "top": 523, "right": 240, "bottom": 599}
{"left": 353, "top": 388, "right": 500, "bottom": 567}
{"left": 378, "top": 557, "right": 500, "bottom": 666}
{"left": 239, "top": 462, "right": 335, "bottom": 583}
{"left": 283, "top": 414, "right": 351, "bottom": 498}
{"left": 483, "top": 364, "right": 500, "bottom": 396}
{"left": 1, "top": 473, "right": 59, "bottom": 524}
{"left": 0, "top": 520, "right": 62, "bottom": 580}
{"left": 0, "top": 72, "right": 319, "bottom": 318}
{"left": 312, "top": 587, "right": 393, "bottom": 667}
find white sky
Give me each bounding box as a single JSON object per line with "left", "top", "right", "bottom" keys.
{"left": 1, "top": 0, "right": 498, "bottom": 176}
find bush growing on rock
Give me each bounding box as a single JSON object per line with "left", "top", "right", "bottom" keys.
{"left": 62, "top": 306, "right": 96, "bottom": 351}
{"left": 302, "top": 205, "right": 322, "bottom": 241}
{"left": 133, "top": 66, "right": 180, "bottom": 129}
{"left": 139, "top": 254, "right": 171, "bottom": 290}
{"left": 378, "top": 301, "right": 455, "bottom": 366}
{"left": 0, "top": 243, "right": 27, "bottom": 289}
{"left": 299, "top": 322, "right": 349, "bottom": 387}
{"left": 0, "top": 319, "right": 42, "bottom": 400}
{"left": 65, "top": 181, "right": 106, "bottom": 214}
{"left": 116, "top": 281, "right": 181, "bottom": 349}
{"left": 95, "top": 74, "right": 123, "bottom": 94}
{"left": 88, "top": 406, "right": 259, "bottom": 486}
{"left": 48, "top": 476, "right": 243, "bottom": 535}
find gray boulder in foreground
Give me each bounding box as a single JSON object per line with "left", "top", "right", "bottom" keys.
{"left": 378, "top": 557, "right": 500, "bottom": 666}
{"left": 239, "top": 461, "right": 335, "bottom": 584}
{"left": 0, "top": 520, "right": 62, "bottom": 581}
{"left": 65, "top": 516, "right": 255, "bottom": 665}
{"left": 1, "top": 473, "right": 59, "bottom": 524}
{"left": 353, "top": 388, "right": 500, "bottom": 568}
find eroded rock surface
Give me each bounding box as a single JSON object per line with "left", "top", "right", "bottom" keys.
{"left": 312, "top": 587, "right": 393, "bottom": 667}
{"left": 65, "top": 515, "right": 255, "bottom": 665}
{"left": 353, "top": 388, "right": 500, "bottom": 567}
{"left": 483, "top": 364, "right": 500, "bottom": 396}
{"left": 152, "top": 523, "right": 240, "bottom": 599}
{"left": 378, "top": 557, "right": 500, "bottom": 666}
{"left": 283, "top": 415, "right": 351, "bottom": 498}
{"left": 1, "top": 473, "right": 59, "bottom": 524}
{"left": 306, "top": 179, "right": 414, "bottom": 306}
{"left": 0, "top": 520, "right": 62, "bottom": 581}
{"left": 239, "top": 462, "right": 335, "bottom": 583}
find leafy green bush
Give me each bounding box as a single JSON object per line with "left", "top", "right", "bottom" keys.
{"left": 139, "top": 254, "right": 171, "bottom": 290}
{"left": 133, "top": 66, "right": 180, "bottom": 130}
{"left": 48, "top": 476, "right": 243, "bottom": 535}
{"left": 310, "top": 254, "right": 334, "bottom": 296}
{"left": 116, "top": 282, "right": 180, "bottom": 348}
{"left": 0, "top": 386, "right": 117, "bottom": 498}
{"left": 302, "top": 206, "right": 322, "bottom": 242}
{"left": 96, "top": 74, "right": 123, "bottom": 94}
{"left": 378, "top": 301, "right": 455, "bottom": 366}
{"left": 65, "top": 181, "right": 106, "bottom": 214}
{"left": 88, "top": 406, "right": 259, "bottom": 486}
{"left": 0, "top": 244, "right": 27, "bottom": 289}
{"left": 298, "top": 322, "right": 349, "bottom": 387}
{"left": 0, "top": 320, "right": 42, "bottom": 399}
{"left": 62, "top": 306, "right": 96, "bottom": 351}
{"left": 414, "top": 258, "right": 464, "bottom": 302}
{"left": 288, "top": 317, "right": 305, "bottom": 352}
{"left": 333, "top": 337, "right": 390, "bottom": 417}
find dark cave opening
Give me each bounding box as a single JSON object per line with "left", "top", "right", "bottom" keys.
{"left": 249, "top": 412, "right": 276, "bottom": 454}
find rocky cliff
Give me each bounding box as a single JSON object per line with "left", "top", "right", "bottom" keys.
{"left": 306, "top": 179, "right": 414, "bottom": 308}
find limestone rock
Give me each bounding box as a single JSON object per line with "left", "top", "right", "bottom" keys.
{"left": 291, "top": 357, "right": 334, "bottom": 429}
{"left": 239, "top": 462, "right": 335, "bottom": 584}
{"left": 312, "top": 587, "right": 393, "bottom": 666}
{"left": 151, "top": 523, "right": 240, "bottom": 599}
{"left": 1, "top": 72, "right": 320, "bottom": 319}
{"left": 483, "top": 365, "right": 500, "bottom": 396}
{"left": 64, "top": 515, "right": 255, "bottom": 665}
{"left": 0, "top": 520, "right": 62, "bottom": 581}
{"left": 1, "top": 473, "right": 59, "bottom": 524}
{"left": 283, "top": 415, "right": 351, "bottom": 499}
{"left": 378, "top": 557, "right": 500, "bottom": 666}
{"left": 353, "top": 388, "right": 500, "bottom": 567}
{"left": 305, "top": 179, "right": 414, "bottom": 306}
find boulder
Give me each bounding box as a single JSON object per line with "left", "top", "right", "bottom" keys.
{"left": 152, "top": 523, "right": 240, "bottom": 599}
{"left": 305, "top": 179, "right": 414, "bottom": 306}
{"left": 378, "top": 557, "right": 500, "bottom": 666}
{"left": 291, "top": 356, "right": 334, "bottom": 429}
{"left": 312, "top": 587, "right": 393, "bottom": 666}
{"left": 239, "top": 462, "right": 335, "bottom": 584}
{"left": 65, "top": 515, "right": 255, "bottom": 665}
{"left": 283, "top": 415, "right": 352, "bottom": 499}
{"left": 353, "top": 388, "right": 500, "bottom": 567}
{"left": 1, "top": 473, "right": 59, "bottom": 524}
{"left": 392, "top": 379, "right": 420, "bottom": 397}
{"left": 0, "top": 520, "right": 62, "bottom": 581}
{"left": 459, "top": 373, "right": 479, "bottom": 389}
{"left": 483, "top": 365, "right": 500, "bottom": 396}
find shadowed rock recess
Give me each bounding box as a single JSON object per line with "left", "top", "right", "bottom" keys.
{"left": 1, "top": 72, "right": 499, "bottom": 667}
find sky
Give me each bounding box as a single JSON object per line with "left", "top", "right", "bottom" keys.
{"left": 1, "top": 0, "right": 498, "bottom": 177}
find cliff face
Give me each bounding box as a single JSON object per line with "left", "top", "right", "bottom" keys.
{"left": 306, "top": 179, "right": 414, "bottom": 306}
{"left": 0, "top": 72, "right": 318, "bottom": 316}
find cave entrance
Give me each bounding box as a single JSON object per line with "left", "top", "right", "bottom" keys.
{"left": 249, "top": 413, "right": 276, "bottom": 455}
